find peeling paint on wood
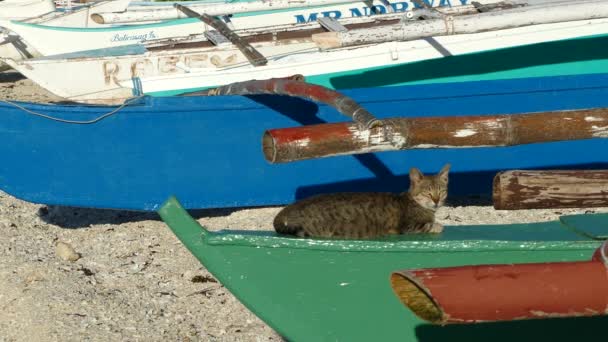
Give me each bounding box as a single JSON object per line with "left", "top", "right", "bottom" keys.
{"left": 493, "top": 170, "right": 608, "bottom": 210}
{"left": 453, "top": 128, "right": 478, "bottom": 137}
{"left": 591, "top": 125, "right": 608, "bottom": 137}
{"left": 264, "top": 107, "right": 608, "bottom": 163}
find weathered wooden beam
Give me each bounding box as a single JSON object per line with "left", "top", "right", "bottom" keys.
{"left": 182, "top": 75, "right": 380, "bottom": 129}
{"left": 175, "top": 4, "right": 268, "bottom": 66}
{"left": 312, "top": 0, "right": 606, "bottom": 49}
{"left": 262, "top": 107, "right": 608, "bottom": 163}
{"left": 493, "top": 170, "right": 608, "bottom": 210}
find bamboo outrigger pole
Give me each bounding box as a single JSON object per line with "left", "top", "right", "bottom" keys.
{"left": 391, "top": 241, "right": 608, "bottom": 324}
{"left": 181, "top": 75, "right": 381, "bottom": 130}
{"left": 313, "top": 0, "right": 608, "bottom": 49}
{"left": 262, "top": 107, "right": 608, "bottom": 163}
{"left": 182, "top": 76, "right": 608, "bottom": 164}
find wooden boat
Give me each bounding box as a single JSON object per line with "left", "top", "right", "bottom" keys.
{"left": 157, "top": 195, "right": 608, "bottom": 341}
{"left": 0, "top": 0, "right": 448, "bottom": 63}
{"left": 6, "top": 1, "right": 608, "bottom": 104}
{"left": 1, "top": 73, "right": 608, "bottom": 210}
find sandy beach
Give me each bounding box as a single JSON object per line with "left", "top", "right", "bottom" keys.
{"left": 1, "top": 70, "right": 607, "bottom": 341}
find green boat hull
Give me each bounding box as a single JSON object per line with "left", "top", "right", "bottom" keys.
{"left": 158, "top": 197, "right": 608, "bottom": 341}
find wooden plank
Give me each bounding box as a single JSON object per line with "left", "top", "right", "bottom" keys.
{"left": 175, "top": 4, "right": 268, "bottom": 67}
{"left": 493, "top": 170, "right": 608, "bottom": 209}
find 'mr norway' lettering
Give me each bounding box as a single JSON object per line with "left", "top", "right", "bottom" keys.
{"left": 294, "top": 0, "right": 469, "bottom": 24}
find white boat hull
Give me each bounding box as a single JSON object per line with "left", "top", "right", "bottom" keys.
{"left": 6, "top": 17, "right": 608, "bottom": 104}
{"left": 0, "top": 1, "right": 501, "bottom": 66}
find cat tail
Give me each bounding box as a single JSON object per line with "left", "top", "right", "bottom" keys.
{"left": 273, "top": 214, "right": 306, "bottom": 237}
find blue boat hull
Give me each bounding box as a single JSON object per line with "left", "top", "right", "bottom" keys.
{"left": 2, "top": 74, "right": 608, "bottom": 210}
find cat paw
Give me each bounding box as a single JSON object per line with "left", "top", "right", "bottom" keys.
{"left": 429, "top": 223, "right": 444, "bottom": 234}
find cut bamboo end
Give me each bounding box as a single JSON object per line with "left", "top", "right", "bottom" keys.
{"left": 311, "top": 32, "right": 342, "bottom": 49}
{"left": 391, "top": 246, "right": 608, "bottom": 325}
{"left": 390, "top": 272, "right": 444, "bottom": 324}
{"left": 492, "top": 172, "right": 506, "bottom": 210}
{"left": 592, "top": 241, "right": 608, "bottom": 264}
{"left": 90, "top": 14, "right": 105, "bottom": 25}
{"left": 262, "top": 131, "right": 277, "bottom": 164}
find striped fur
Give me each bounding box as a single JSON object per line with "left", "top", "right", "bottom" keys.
{"left": 274, "top": 164, "right": 450, "bottom": 239}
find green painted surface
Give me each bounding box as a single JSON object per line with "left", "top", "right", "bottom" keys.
{"left": 560, "top": 214, "right": 608, "bottom": 240}
{"left": 158, "top": 197, "right": 608, "bottom": 342}
{"left": 311, "top": 33, "right": 608, "bottom": 89}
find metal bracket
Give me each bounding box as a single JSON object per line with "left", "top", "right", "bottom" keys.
{"left": 472, "top": 0, "right": 528, "bottom": 13}
{"left": 221, "top": 15, "right": 235, "bottom": 30}
{"left": 204, "top": 30, "right": 231, "bottom": 46}
{"left": 318, "top": 17, "right": 348, "bottom": 32}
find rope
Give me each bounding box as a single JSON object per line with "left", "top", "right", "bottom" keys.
{"left": 0, "top": 96, "right": 145, "bottom": 124}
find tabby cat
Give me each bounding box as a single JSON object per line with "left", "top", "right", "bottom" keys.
{"left": 273, "top": 164, "right": 450, "bottom": 239}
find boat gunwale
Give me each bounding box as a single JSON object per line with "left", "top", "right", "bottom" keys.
{"left": 5, "top": 73, "right": 608, "bottom": 112}
{"left": 159, "top": 196, "right": 605, "bottom": 253}
{"left": 204, "top": 233, "right": 604, "bottom": 252}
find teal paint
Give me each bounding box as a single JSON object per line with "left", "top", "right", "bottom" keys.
{"left": 148, "top": 34, "right": 608, "bottom": 97}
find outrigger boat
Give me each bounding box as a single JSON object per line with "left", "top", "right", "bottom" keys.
{"left": 4, "top": 0, "right": 608, "bottom": 104}
{"left": 157, "top": 195, "right": 608, "bottom": 341}
{"left": 1, "top": 73, "right": 607, "bottom": 210}
{"left": 0, "top": 0, "right": 480, "bottom": 67}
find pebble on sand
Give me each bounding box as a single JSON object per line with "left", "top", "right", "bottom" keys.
{"left": 55, "top": 241, "right": 81, "bottom": 262}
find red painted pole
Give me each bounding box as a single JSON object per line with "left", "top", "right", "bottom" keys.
{"left": 390, "top": 241, "right": 608, "bottom": 325}
{"left": 262, "top": 108, "right": 608, "bottom": 163}
{"left": 181, "top": 75, "right": 380, "bottom": 130}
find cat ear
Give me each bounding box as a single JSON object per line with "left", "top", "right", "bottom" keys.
{"left": 438, "top": 163, "right": 451, "bottom": 182}
{"left": 410, "top": 167, "right": 423, "bottom": 183}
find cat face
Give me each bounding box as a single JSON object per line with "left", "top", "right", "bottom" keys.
{"left": 409, "top": 164, "right": 450, "bottom": 210}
